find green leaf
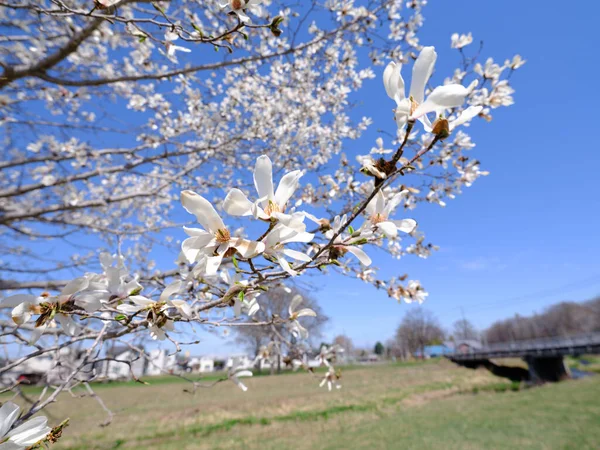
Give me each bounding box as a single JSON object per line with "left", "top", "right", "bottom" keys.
{"left": 191, "top": 22, "right": 203, "bottom": 37}
{"left": 152, "top": 3, "right": 164, "bottom": 14}
{"left": 138, "top": 36, "right": 147, "bottom": 43}
{"left": 238, "top": 291, "right": 245, "bottom": 302}
{"left": 129, "top": 287, "right": 142, "bottom": 296}
{"left": 115, "top": 314, "right": 126, "bottom": 321}
{"left": 348, "top": 225, "right": 354, "bottom": 234}
{"left": 232, "top": 255, "right": 239, "bottom": 269}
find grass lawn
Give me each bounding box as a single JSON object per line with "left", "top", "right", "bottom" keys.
{"left": 9, "top": 359, "right": 599, "bottom": 449}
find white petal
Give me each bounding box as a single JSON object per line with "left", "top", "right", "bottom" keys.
{"left": 0, "top": 402, "right": 20, "bottom": 438}
{"left": 253, "top": 156, "right": 274, "bottom": 208}
{"left": 7, "top": 416, "right": 50, "bottom": 446}
{"left": 56, "top": 314, "right": 78, "bottom": 336}
{"left": 181, "top": 190, "right": 225, "bottom": 232}
{"left": 183, "top": 227, "right": 211, "bottom": 237}
{"left": 378, "top": 221, "right": 398, "bottom": 238}
{"left": 160, "top": 280, "right": 182, "bottom": 302}
{"left": 395, "top": 97, "right": 411, "bottom": 129}
{"left": 276, "top": 254, "right": 297, "bottom": 276}
{"left": 383, "top": 191, "right": 408, "bottom": 217}
{"left": 204, "top": 254, "right": 224, "bottom": 276}
{"left": 274, "top": 170, "right": 302, "bottom": 210}
{"left": 181, "top": 235, "right": 213, "bottom": 263}
{"left": 383, "top": 61, "right": 405, "bottom": 101}
{"left": 60, "top": 276, "right": 89, "bottom": 297}
{"left": 11, "top": 302, "right": 33, "bottom": 325}
{"left": 392, "top": 218, "right": 417, "bottom": 233}
{"left": 234, "top": 9, "right": 250, "bottom": 23}
{"left": 0, "top": 294, "right": 37, "bottom": 308}
{"left": 223, "top": 188, "right": 254, "bottom": 216}
{"left": 295, "top": 308, "right": 316, "bottom": 318}
{"left": 232, "top": 238, "right": 265, "bottom": 258}
{"left": 345, "top": 246, "right": 372, "bottom": 266}
{"left": 410, "top": 46, "right": 437, "bottom": 104}
{"left": 129, "top": 295, "right": 155, "bottom": 307}
{"left": 412, "top": 84, "right": 469, "bottom": 119}
{"left": 235, "top": 370, "right": 253, "bottom": 378}
{"left": 450, "top": 105, "right": 483, "bottom": 130}
{"left": 289, "top": 294, "right": 303, "bottom": 315}
{"left": 282, "top": 249, "right": 312, "bottom": 262}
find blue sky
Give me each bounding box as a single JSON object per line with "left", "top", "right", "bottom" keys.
{"left": 312, "top": 0, "right": 600, "bottom": 349}
{"left": 181, "top": 0, "right": 600, "bottom": 354}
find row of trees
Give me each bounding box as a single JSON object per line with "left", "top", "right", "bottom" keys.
{"left": 485, "top": 297, "right": 600, "bottom": 344}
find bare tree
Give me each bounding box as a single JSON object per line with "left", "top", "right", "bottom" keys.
{"left": 395, "top": 309, "right": 445, "bottom": 357}
{"left": 485, "top": 297, "right": 600, "bottom": 344}
{"left": 332, "top": 334, "right": 354, "bottom": 356}
{"left": 234, "top": 287, "right": 328, "bottom": 371}
{"left": 452, "top": 318, "right": 479, "bottom": 341}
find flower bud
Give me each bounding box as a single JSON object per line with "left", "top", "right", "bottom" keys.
{"left": 431, "top": 117, "right": 450, "bottom": 139}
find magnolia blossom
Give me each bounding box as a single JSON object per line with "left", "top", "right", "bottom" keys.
{"left": 116, "top": 295, "right": 174, "bottom": 341}
{"left": 0, "top": 402, "right": 51, "bottom": 450}
{"left": 160, "top": 281, "right": 193, "bottom": 319}
{"left": 220, "top": 271, "right": 260, "bottom": 317}
{"left": 451, "top": 32, "right": 473, "bottom": 49}
{"left": 316, "top": 215, "right": 372, "bottom": 266}
{"left": 162, "top": 30, "right": 191, "bottom": 63}
{"left": 2, "top": 277, "right": 89, "bottom": 341}
{"left": 228, "top": 363, "right": 253, "bottom": 391}
{"left": 287, "top": 295, "right": 316, "bottom": 339}
{"left": 219, "top": 0, "right": 263, "bottom": 23}
{"left": 363, "top": 190, "right": 417, "bottom": 238}
{"left": 263, "top": 222, "right": 314, "bottom": 276}
{"left": 319, "top": 368, "right": 342, "bottom": 391}
{"left": 181, "top": 190, "right": 265, "bottom": 276}
{"left": 383, "top": 46, "right": 470, "bottom": 129}
{"left": 223, "top": 155, "right": 304, "bottom": 228}
{"left": 370, "top": 137, "right": 393, "bottom": 155}
{"left": 316, "top": 344, "right": 343, "bottom": 368}
{"left": 458, "top": 160, "right": 489, "bottom": 187}
{"left": 403, "top": 280, "right": 429, "bottom": 304}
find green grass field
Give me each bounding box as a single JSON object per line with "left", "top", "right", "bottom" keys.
{"left": 11, "top": 359, "right": 600, "bottom": 449}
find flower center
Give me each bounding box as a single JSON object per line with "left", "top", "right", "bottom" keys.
{"left": 231, "top": 0, "right": 243, "bottom": 9}
{"left": 409, "top": 96, "right": 419, "bottom": 116}
{"left": 215, "top": 228, "right": 231, "bottom": 244}
{"left": 264, "top": 200, "right": 281, "bottom": 216}
{"left": 370, "top": 213, "right": 386, "bottom": 225}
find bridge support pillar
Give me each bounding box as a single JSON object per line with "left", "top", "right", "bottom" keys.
{"left": 524, "top": 356, "right": 570, "bottom": 383}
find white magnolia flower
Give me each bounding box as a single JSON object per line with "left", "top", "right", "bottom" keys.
{"left": 507, "top": 54, "right": 526, "bottom": 70}
{"left": 223, "top": 155, "right": 304, "bottom": 229}
{"left": 370, "top": 137, "right": 393, "bottom": 155}
{"left": 160, "top": 280, "right": 192, "bottom": 319}
{"left": 219, "top": 0, "right": 262, "bottom": 23}
{"left": 357, "top": 154, "right": 387, "bottom": 180}
{"left": 2, "top": 277, "right": 89, "bottom": 341}
{"left": 363, "top": 190, "right": 417, "bottom": 238}
{"left": 0, "top": 402, "right": 51, "bottom": 450}
{"left": 321, "top": 215, "right": 372, "bottom": 266}
{"left": 403, "top": 280, "right": 429, "bottom": 304}
{"left": 263, "top": 223, "right": 314, "bottom": 276}
{"left": 117, "top": 295, "right": 174, "bottom": 341}
{"left": 458, "top": 160, "right": 489, "bottom": 187}
{"left": 162, "top": 30, "right": 191, "bottom": 63}
{"left": 316, "top": 344, "right": 343, "bottom": 368}
{"left": 77, "top": 253, "right": 142, "bottom": 312}
{"left": 451, "top": 32, "right": 473, "bottom": 49}
{"left": 181, "top": 190, "right": 265, "bottom": 276}
{"left": 228, "top": 363, "right": 253, "bottom": 391}
{"left": 319, "top": 368, "right": 341, "bottom": 391}
{"left": 220, "top": 271, "right": 260, "bottom": 317}
{"left": 383, "top": 46, "right": 470, "bottom": 129}
{"left": 287, "top": 294, "right": 316, "bottom": 340}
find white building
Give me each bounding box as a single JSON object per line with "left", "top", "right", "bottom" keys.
{"left": 145, "top": 349, "right": 177, "bottom": 376}
{"left": 226, "top": 354, "right": 253, "bottom": 370}
{"left": 189, "top": 356, "right": 214, "bottom": 373}
{"left": 104, "top": 349, "right": 146, "bottom": 381}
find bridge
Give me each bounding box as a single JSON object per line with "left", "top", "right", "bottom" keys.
{"left": 446, "top": 333, "right": 600, "bottom": 383}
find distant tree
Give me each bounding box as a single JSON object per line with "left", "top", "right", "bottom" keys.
{"left": 234, "top": 287, "right": 329, "bottom": 372}
{"left": 395, "top": 309, "right": 445, "bottom": 358}
{"left": 485, "top": 297, "right": 600, "bottom": 344}
{"left": 332, "top": 335, "right": 354, "bottom": 356}
{"left": 374, "top": 341, "right": 385, "bottom": 355}
{"left": 453, "top": 318, "right": 479, "bottom": 341}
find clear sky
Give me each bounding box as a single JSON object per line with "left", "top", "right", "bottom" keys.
{"left": 180, "top": 0, "right": 600, "bottom": 355}
{"left": 311, "top": 0, "right": 600, "bottom": 349}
